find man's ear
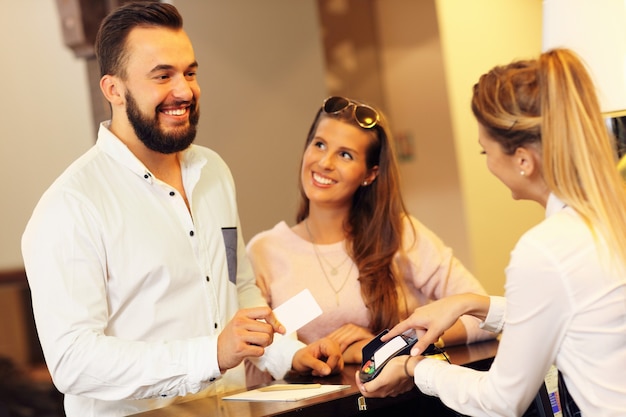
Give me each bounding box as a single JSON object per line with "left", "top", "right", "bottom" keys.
{"left": 100, "top": 75, "right": 124, "bottom": 106}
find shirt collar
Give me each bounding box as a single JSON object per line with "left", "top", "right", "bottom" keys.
{"left": 95, "top": 121, "right": 206, "bottom": 184}
{"left": 545, "top": 193, "right": 567, "bottom": 218}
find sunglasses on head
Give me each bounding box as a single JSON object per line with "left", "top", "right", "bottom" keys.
{"left": 322, "top": 96, "right": 380, "bottom": 129}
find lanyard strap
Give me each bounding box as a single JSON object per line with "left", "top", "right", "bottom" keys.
{"left": 558, "top": 370, "right": 582, "bottom": 417}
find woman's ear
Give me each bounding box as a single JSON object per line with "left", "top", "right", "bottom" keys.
{"left": 100, "top": 75, "right": 124, "bottom": 106}
{"left": 364, "top": 166, "right": 379, "bottom": 185}
{"left": 515, "top": 146, "right": 539, "bottom": 177}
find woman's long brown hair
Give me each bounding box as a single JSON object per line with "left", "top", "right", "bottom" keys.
{"left": 296, "top": 101, "right": 413, "bottom": 332}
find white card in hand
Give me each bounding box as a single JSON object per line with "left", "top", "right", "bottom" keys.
{"left": 272, "top": 289, "right": 322, "bottom": 335}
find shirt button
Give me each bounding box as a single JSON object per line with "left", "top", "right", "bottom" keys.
{"left": 210, "top": 378, "right": 216, "bottom": 382}
{"left": 189, "top": 230, "right": 194, "bottom": 237}
{"left": 205, "top": 276, "right": 210, "bottom": 282}
{"left": 214, "top": 323, "right": 218, "bottom": 329}
{"left": 144, "top": 174, "right": 149, "bottom": 179}
{"left": 169, "top": 191, "right": 175, "bottom": 196}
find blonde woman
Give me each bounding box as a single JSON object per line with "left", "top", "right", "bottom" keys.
{"left": 357, "top": 49, "right": 626, "bottom": 417}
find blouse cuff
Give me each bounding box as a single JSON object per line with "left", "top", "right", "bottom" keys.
{"left": 414, "top": 357, "right": 448, "bottom": 396}
{"left": 479, "top": 295, "right": 506, "bottom": 333}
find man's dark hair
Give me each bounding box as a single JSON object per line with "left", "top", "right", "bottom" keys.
{"left": 94, "top": 1, "right": 183, "bottom": 78}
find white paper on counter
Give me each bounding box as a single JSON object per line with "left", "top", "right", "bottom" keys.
{"left": 222, "top": 384, "right": 350, "bottom": 402}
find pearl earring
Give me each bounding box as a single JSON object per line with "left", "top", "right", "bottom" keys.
{"left": 362, "top": 181, "right": 368, "bottom": 186}
{"left": 520, "top": 171, "right": 525, "bottom": 176}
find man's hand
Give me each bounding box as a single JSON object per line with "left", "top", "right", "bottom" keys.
{"left": 217, "top": 307, "right": 285, "bottom": 372}
{"left": 292, "top": 337, "right": 344, "bottom": 377}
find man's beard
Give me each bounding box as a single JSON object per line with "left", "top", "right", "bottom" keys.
{"left": 125, "top": 91, "right": 200, "bottom": 154}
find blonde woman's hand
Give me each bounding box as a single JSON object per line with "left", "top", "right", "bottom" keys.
{"left": 355, "top": 355, "right": 420, "bottom": 398}
{"left": 381, "top": 294, "right": 490, "bottom": 355}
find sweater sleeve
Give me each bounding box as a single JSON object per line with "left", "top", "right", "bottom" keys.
{"left": 402, "top": 216, "right": 495, "bottom": 344}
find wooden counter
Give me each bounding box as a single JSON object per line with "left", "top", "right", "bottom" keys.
{"left": 130, "top": 339, "right": 499, "bottom": 417}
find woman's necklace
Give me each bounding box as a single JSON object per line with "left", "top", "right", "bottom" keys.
{"left": 305, "top": 219, "right": 354, "bottom": 306}
{"left": 322, "top": 251, "right": 351, "bottom": 276}
{"left": 303, "top": 219, "right": 351, "bottom": 275}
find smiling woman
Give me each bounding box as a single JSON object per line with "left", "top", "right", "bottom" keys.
{"left": 245, "top": 95, "right": 496, "bottom": 386}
